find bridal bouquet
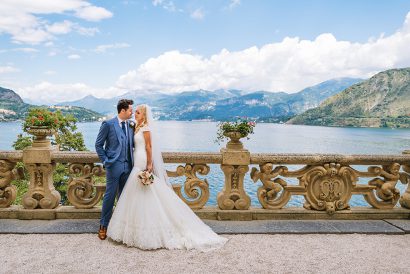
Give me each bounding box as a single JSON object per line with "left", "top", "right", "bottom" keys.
{"left": 138, "top": 170, "right": 154, "bottom": 185}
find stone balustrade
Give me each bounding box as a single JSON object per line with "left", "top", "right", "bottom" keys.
{"left": 0, "top": 138, "right": 410, "bottom": 220}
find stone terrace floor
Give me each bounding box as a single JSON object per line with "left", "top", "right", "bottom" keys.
{"left": 1, "top": 219, "right": 410, "bottom": 273}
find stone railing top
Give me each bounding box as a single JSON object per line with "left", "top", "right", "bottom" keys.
{"left": 51, "top": 151, "right": 223, "bottom": 164}
{"left": 250, "top": 153, "right": 410, "bottom": 165}
{"left": 1, "top": 150, "right": 410, "bottom": 165}
{"left": 51, "top": 151, "right": 410, "bottom": 165}
{"left": 0, "top": 150, "right": 23, "bottom": 162}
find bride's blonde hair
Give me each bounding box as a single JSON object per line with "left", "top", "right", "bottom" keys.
{"left": 135, "top": 104, "right": 148, "bottom": 132}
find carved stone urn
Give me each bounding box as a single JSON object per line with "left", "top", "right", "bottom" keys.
{"left": 223, "top": 131, "right": 247, "bottom": 150}
{"left": 27, "top": 126, "right": 55, "bottom": 148}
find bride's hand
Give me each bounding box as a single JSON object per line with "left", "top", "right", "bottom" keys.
{"left": 146, "top": 163, "right": 153, "bottom": 173}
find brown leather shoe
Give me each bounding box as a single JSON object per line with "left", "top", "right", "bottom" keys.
{"left": 98, "top": 225, "right": 107, "bottom": 240}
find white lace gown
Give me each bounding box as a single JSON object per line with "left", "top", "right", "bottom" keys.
{"left": 107, "top": 126, "right": 228, "bottom": 250}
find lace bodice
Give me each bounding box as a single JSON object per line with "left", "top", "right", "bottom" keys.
{"left": 133, "top": 126, "right": 150, "bottom": 170}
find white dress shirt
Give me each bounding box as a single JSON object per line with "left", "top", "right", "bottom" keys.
{"left": 117, "top": 116, "right": 128, "bottom": 136}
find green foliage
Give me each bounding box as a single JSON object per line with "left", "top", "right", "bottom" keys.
{"left": 52, "top": 112, "right": 87, "bottom": 151}
{"left": 11, "top": 162, "right": 29, "bottom": 205}
{"left": 12, "top": 179, "right": 29, "bottom": 205}
{"left": 12, "top": 134, "right": 33, "bottom": 150}
{"left": 53, "top": 163, "right": 69, "bottom": 205}
{"left": 215, "top": 118, "right": 256, "bottom": 144}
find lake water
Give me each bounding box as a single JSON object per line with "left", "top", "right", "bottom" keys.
{"left": 1, "top": 121, "right": 410, "bottom": 207}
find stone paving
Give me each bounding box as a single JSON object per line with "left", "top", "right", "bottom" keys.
{"left": 2, "top": 219, "right": 410, "bottom": 273}
{"left": 2, "top": 233, "right": 410, "bottom": 273}
{"left": 1, "top": 219, "right": 409, "bottom": 234}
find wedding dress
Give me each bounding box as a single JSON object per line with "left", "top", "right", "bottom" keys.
{"left": 107, "top": 112, "right": 227, "bottom": 250}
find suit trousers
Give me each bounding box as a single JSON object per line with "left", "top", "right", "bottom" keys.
{"left": 100, "top": 161, "right": 132, "bottom": 227}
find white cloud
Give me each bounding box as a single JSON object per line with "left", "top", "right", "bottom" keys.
{"left": 15, "top": 82, "right": 126, "bottom": 104}
{"left": 68, "top": 54, "right": 81, "bottom": 59}
{"left": 152, "top": 0, "right": 178, "bottom": 12}
{"left": 46, "top": 20, "right": 73, "bottom": 34}
{"left": 75, "top": 5, "right": 113, "bottom": 21}
{"left": 228, "top": 0, "right": 241, "bottom": 10}
{"left": 0, "top": 1, "right": 112, "bottom": 44}
{"left": 0, "top": 66, "right": 19, "bottom": 74}
{"left": 190, "top": 8, "right": 204, "bottom": 20}
{"left": 116, "top": 12, "right": 410, "bottom": 94}
{"left": 48, "top": 51, "right": 57, "bottom": 56}
{"left": 75, "top": 26, "right": 99, "bottom": 36}
{"left": 94, "top": 43, "right": 131, "bottom": 53}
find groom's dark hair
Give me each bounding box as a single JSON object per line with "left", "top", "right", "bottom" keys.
{"left": 117, "top": 99, "right": 134, "bottom": 113}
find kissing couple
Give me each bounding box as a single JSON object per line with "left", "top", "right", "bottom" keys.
{"left": 95, "top": 99, "right": 227, "bottom": 250}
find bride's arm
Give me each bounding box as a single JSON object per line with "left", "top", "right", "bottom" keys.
{"left": 143, "top": 131, "right": 153, "bottom": 172}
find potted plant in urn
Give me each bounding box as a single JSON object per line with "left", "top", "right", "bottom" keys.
{"left": 23, "top": 108, "right": 61, "bottom": 145}
{"left": 215, "top": 118, "right": 256, "bottom": 149}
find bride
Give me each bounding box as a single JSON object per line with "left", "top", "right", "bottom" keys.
{"left": 107, "top": 104, "right": 228, "bottom": 250}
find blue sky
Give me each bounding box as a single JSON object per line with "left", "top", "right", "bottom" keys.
{"left": 1, "top": 0, "right": 410, "bottom": 104}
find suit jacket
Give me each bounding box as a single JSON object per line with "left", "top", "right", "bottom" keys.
{"left": 95, "top": 117, "right": 134, "bottom": 168}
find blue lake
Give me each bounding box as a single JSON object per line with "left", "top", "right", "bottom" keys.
{"left": 1, "top": 121, "right": 410, "bottom": 207}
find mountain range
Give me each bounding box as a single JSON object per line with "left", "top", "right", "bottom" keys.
{"left": 288, "top": 68, "right": 410, "bottom": 128}
{"left": 3, "top": 67, "right": 409, "bottom": 128}
{"left": 59, "top": 78, "right": 362, "bottom": 121}
{"left": 0, "top": 87, "right": 103, "bottom": 122}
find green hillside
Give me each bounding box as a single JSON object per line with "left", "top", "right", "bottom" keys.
{"left": 288, "top": 68, "right": 410, "bottom": 128}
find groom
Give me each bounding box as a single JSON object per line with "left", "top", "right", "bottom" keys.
{"left": 95, "top": 99, "right": 134, "bottom": 240}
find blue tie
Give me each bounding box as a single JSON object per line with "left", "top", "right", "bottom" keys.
{"left": 121, "top": 121, "right": 126, "bottom": 136}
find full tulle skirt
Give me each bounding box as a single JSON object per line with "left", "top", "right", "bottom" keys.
{"left": 107, "top": 167, "right": 228, "bottom": 250}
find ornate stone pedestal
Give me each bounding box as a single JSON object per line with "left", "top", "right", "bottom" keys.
{"left": 22, "top": 128, "right": 60, "bottom": 209}
{"left": 217, "top": 134, "right": 251, "bottom": 210}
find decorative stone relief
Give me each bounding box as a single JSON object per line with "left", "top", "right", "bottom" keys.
{"left": 0, "top": 160, "right": 17, "bottom": 208}
{"left": 251, "top": 163, "right": 293, "bottom": 209}
{"left": 67, "top": 163, "right": 106, "bottom": 209}
{"left": 22, "top": 163, "right": 61, "bottom": 209}
{"left": 167, "top": 164, "right": 210, "bottom": 209}
{"left": 399, "top": 164, "right": 410, "bottom": 209}
{"left": 251, "top": 162, "right": 409, "bottom": 214}
{"left": 364, "top": 163, "right": 405, "bottom": 209}
{"left": 217, "top": 165, "right": 250, "bottom": 210}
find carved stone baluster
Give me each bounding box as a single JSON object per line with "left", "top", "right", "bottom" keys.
{"left": 250, "top": 163, "right": 292, "bottom": 209}
{"left": 399, "top": 150, "right": 410, "bottom": 208}
{"left": 167, "top": 164, "right": 210, "bottom": 209}
{"left": 399, "top": 165, "right": 410, "bottom": 208}
{"left": 0, "top": 160, "right": 17, "bottom": 208}
{"left": 363, "top": 164, "right": 403, "bottom": 209}
{"left": 67, "top": 163, "right": 106, "bottom": 209}
{"left": 217, "top": 146, "right": 251, "bottom": 210}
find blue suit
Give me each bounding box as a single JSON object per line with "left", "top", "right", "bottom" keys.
{"left": 95, "top": 117, "right": 134, "bottom": 227}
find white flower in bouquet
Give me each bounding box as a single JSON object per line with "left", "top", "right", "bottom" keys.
{"left": 138, "top": 170, "right": 154, "bottom": 185}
